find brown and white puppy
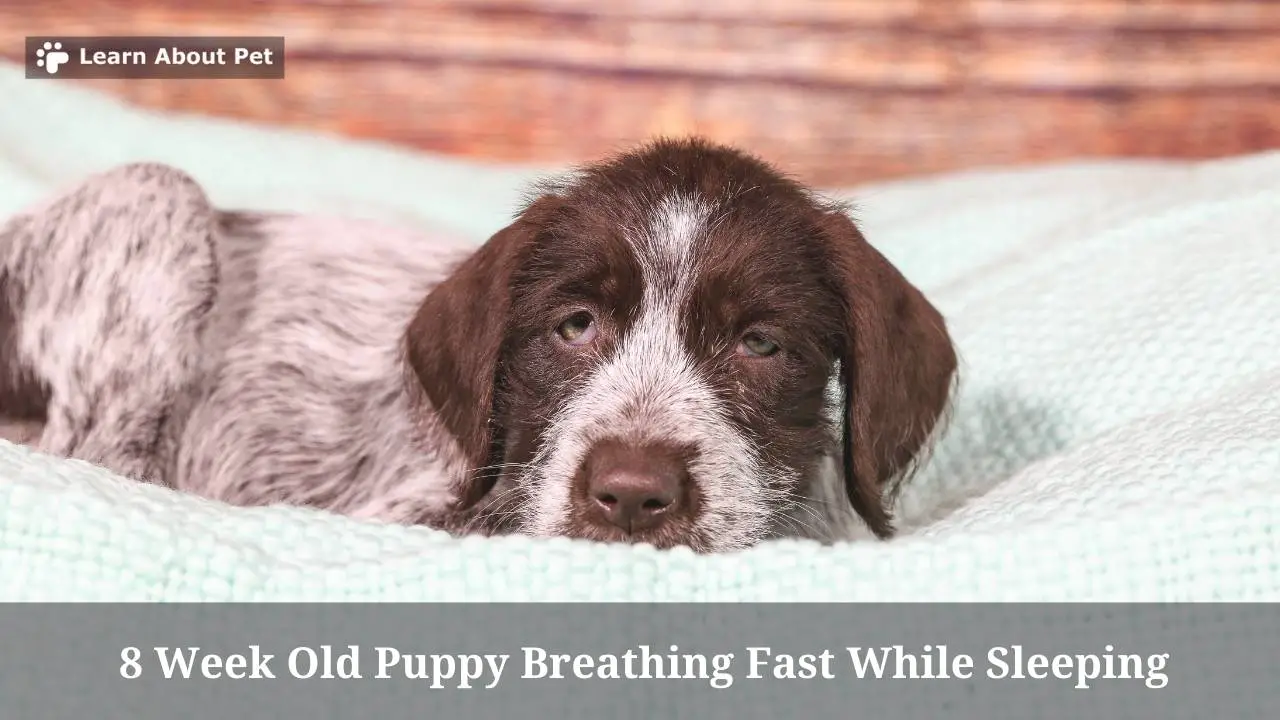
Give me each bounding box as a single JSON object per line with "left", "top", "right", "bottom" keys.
{"left": 0, "top": 138, "right": 956, "bottom": 552}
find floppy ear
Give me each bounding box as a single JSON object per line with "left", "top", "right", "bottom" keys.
{"left": 819, "top": 208, "right": 957, "bottom": 539}
{"left": 404, "top": 196, "right": 560, "bottom": 509}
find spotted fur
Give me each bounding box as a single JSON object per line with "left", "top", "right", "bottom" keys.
{"left": 0, "top": 138, "right": 958, "bottom": 552}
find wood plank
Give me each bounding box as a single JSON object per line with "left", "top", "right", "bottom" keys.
{"left": 45, "top": 60, "right": 1280, "bottom": 185}
{"left": 5, "top": 4, "right": 1277, "bottom": 90}
{"left": 35, "top": 0, "right": 1275, "bottom": 28}
{"left": 967, "top": 30, "right": 1280, "bottom": 90}
{"left": 4, "top": 0, "right": 941, "bottom": 26}
{"left": 969, "top": 0, "right": 1280, "bottom": 29}
{"left": 3, "top": 0, "right": 1278, "bottom": 185}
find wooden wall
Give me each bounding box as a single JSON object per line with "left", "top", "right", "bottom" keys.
{"left": 5, "top": 0, "right": 1280, "bottom": 185}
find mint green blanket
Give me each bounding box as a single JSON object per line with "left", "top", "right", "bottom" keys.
{"left": 1, "top": 64, "right": 1277, "bottom": 601}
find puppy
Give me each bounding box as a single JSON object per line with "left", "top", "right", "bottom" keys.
{"left": 0, "top": 138, "right": 956, "bottom": 552}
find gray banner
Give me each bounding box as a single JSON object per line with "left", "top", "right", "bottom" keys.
{"left": 0, "top": 604, "right": 1274, "bottom": 719}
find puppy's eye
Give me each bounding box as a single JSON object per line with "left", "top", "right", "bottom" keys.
{"left": 737, "top": 331, "right": 779, "bottom": 358}
{"left": 555, "top": 312, "right": 597, "bottom": 346}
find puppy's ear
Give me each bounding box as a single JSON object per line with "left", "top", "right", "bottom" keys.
{"left": 405, "top": 195, "right": 560, "bottom": 509}
{"left": 819, "top": 208, "right": 957, "bottom": 539}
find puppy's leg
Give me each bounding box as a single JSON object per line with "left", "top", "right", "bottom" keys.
{"left": 0, "top": 261, "right": 49, "bottom": 443}
{"left": 0, "top": 164, "right": 218, "bottom": 483}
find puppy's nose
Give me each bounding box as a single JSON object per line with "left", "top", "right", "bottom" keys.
{"left": 583, "top": 442, "right": 690, "bottom": 534}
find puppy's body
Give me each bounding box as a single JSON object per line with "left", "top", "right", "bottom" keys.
{"left": 0, "top": 140, "right": 956, "bottom": 552}
{"left": 177, "top": 211, "right": 468, "bottom": 524}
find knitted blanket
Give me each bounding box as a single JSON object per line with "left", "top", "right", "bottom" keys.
{"left": 1, "top": 64, "right": 1277, "bottom": 601}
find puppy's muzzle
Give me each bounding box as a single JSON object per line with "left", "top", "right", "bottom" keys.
{"left": 578, "top": 440, "right": 694, "bottom": 535}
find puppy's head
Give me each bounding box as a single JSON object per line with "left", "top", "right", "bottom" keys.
{"left": 406, "top": 138, "right": 956, "bottom": 552}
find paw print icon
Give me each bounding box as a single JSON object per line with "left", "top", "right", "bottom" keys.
{"left": 35, "top": 41, "right": 71, "bottom": 74}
